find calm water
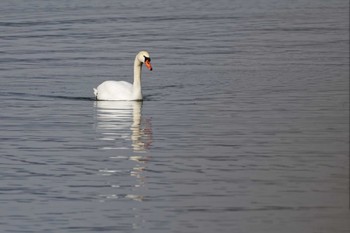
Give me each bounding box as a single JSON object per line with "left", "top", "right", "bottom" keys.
{"left": 0, "top": 0, "right": 349, "bottom": 232}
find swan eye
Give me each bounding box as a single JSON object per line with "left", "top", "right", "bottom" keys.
{"left": 144, "top": 56, "right": 151, "bottom": 62}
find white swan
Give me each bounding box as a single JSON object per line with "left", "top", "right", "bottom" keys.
{"left": 94, "top": 51, "right": 153, "bottom": 101}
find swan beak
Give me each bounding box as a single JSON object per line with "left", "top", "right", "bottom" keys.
{"left": 145, "top": 60, "right": 153, "bottom": 71}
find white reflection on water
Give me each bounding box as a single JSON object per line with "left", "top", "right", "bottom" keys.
{"left": 94, "top": 101, "right": 152, "bottom": 152}
{"left": 94, "top": 101, "right": 152, "bottom": 205}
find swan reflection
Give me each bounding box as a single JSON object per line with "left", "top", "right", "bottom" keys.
{"left": 94, "top": 101, "right": 151, "bottom": 229}
{"left": 94, "top": 101, "right": 152, "bottom": 152}
{"left": 94, "top": 100, "right": 151, "bottom": 202}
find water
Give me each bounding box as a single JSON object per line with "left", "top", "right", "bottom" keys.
{"left": 0, "top": 0, "right": 349, "bottom": 232}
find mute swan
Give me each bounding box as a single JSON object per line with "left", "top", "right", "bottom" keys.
{"left": 94, "top": 51, "right": 153, "bottom": 101}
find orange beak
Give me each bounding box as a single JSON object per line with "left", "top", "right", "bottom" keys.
{"left": 145, "top": 60, "right": 153, "bottom": 71}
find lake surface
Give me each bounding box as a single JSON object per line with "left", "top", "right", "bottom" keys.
{"left": 0, "top": 0, "right": 349, "bottom": 232}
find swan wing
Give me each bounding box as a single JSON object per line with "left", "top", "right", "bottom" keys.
{"left": 94, "top": 81, "right": 133, "bottom": 100}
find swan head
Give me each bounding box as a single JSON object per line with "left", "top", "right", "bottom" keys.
{"left": 137, "top": 51, "right": 153, "bottom": 71}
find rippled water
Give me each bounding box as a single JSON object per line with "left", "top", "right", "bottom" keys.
{"left": 0, "top": 0, "right": 349, "bottom": 232}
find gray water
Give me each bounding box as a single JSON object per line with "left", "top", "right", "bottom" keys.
{"left": 0, "top": 0, "right": 349, "bottom": 232}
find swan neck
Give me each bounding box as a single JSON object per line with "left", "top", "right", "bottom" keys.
{"left": 133, "top": 57, "right": 142, "bottom": 99}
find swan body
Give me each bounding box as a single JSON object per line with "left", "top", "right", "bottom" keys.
{"left": 94, "top": 51, "right": 153, "bottom": 101}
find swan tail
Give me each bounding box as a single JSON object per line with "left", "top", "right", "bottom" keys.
{"left": 93, "top": 88, "right": 98, "bottom": 97}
